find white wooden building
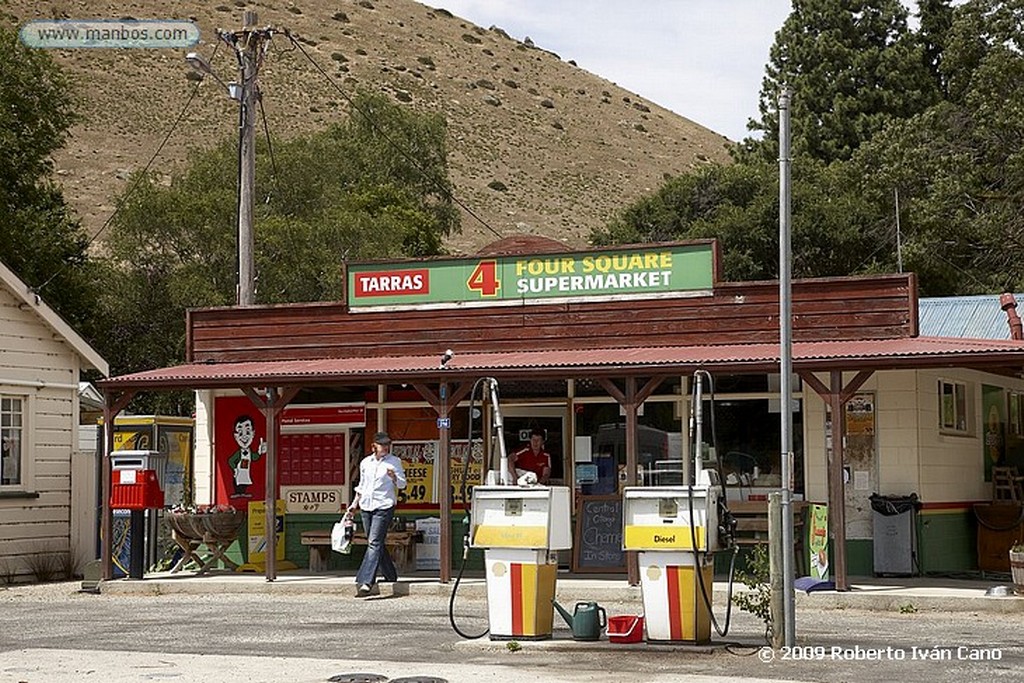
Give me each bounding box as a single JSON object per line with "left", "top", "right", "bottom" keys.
{"left": 0, "top": 260, "right": 108, "bottom": 583}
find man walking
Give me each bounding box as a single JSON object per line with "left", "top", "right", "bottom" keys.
{"left": 347, "top": 431, "right": 406, "bottom": 597}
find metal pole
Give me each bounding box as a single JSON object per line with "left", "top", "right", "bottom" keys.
{"left": 778, "top": 85, "right": 796, "bottom": 647}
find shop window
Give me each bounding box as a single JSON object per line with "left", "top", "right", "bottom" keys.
{"left": 939, "top": 379, "right": 969, "bottom": 434}
{"left": 1, "top": 396, "right": 24, "bottom": 486}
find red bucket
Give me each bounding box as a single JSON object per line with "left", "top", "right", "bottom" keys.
{"left": 607, "top": 615, "right": 644, "bottom": 644}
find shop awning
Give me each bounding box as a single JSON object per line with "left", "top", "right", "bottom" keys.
{"left": 99, "top": 335, "right": 1024, "bottom": 391}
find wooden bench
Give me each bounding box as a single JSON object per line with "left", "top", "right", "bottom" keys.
{"left": 727, "top": 500, "right": 807, "bottom": 576}
{"left": 300, "top": 529, "right": 423, "bottom": 573}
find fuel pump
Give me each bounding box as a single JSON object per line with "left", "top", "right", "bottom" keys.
{"left": 621, "top": 370, "right": 737, "bottom": 644}
{"left": 449, "top": 377, "right": 572, "bottom": 641}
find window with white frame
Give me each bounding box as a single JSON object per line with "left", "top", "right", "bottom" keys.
{"left": 938, "top": 379, "right": 969, "bottom": 433}
{"left": 1, "top": 396, "right": 24, "bottom": 486}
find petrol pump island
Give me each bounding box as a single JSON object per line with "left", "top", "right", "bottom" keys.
{"left": 459, "top": 376, "right": 737, "bottom": 646}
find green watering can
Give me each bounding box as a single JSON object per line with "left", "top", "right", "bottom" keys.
{"left": 552, "top": 599, "right": 607, "bottom": 641}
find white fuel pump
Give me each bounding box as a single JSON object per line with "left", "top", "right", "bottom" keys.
{"left": 467, "top": 378, "right": 572, "bottom": 640}
{"left": 622, "top": 370, "right": 736, "bottom": 644}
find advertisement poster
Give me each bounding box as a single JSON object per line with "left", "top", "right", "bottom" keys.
{"left": 247, "top": 499, "right": 286, "bottom": 563}
{"left": 388, "top": 439, "right": 485, "bottom": 506}
{"left": 450, "top": 440, "right": 484, "bottom": 505}
{"left": 391, "top": 441, "right": 436, "bottom": 505}
{"left": 808, "top": 504, "right": 829, "bottom": 580}
{"left": 215, "top": 396, "right": 267, "bottom": 504}
{"left": 845, "top": 394, "right": 875, "bottom": 436}
{"left": 982, "top": 384, "right": 1005, "bottom": 481}
{"left": 112, "top": 419, "right": 192, "bottom": 507}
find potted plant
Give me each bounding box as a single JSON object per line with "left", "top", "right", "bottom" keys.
{"left": 1011, "top": 542, "right": 1024, "bottom": 595}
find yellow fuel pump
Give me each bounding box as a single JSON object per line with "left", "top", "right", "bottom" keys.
{"left": 621, "top": 370, "right": 735, "bottom": 645}
{"left": 622, "top": 485, "right": 719, "bottom": 643}
{"left": 470, "top": 485, "right": 572, "bottom": 640}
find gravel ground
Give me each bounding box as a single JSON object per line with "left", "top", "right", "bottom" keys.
{"left": 1, "top": 581, "right": 1021, "bottom": 683}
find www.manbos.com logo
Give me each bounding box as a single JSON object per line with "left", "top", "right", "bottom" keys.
{"left": 20, "top": 19, "right": 200, "bottom": 49}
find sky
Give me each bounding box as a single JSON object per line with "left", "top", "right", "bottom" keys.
{"left": 437, "top": 1, "right": 794, "bottom": 142}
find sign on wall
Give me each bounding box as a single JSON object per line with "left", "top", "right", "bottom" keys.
{"left": 214, "top": 396, "right": 267, "bottom": 504}
{"left": 388, "top": 439, "right": 485, "bottom": 506}
{"left": 346, "top": 242, "right": 715, "bottom": 310}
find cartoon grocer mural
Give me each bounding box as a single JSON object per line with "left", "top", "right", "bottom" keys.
{"left": 215, "top": 396, "right": 268, "bottom": 503}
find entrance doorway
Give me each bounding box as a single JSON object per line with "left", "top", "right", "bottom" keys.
{"left": 500, "top": 406, "right": 566, "bottom": 485}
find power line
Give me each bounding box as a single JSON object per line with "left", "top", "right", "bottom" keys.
{"left": 33, "top": 42, "right": 222, "bottom": 297}
{"left": 282, "top": 29, "right": 503, "bottom": 241}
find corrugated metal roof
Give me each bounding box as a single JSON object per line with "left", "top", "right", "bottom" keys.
{"left": 919, "top": 295, "right": 1024, "bottom": 340}
{"left": 99, "top": 336, "right": 1024, "bottom": 390}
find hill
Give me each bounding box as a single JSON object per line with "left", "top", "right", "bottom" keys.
{"left": 6, "top": 0, "right": 733, "bottom": 255}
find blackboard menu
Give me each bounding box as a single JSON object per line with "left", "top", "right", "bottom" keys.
{"left": 573, "top": 495, "right": 626, "bottom": 573}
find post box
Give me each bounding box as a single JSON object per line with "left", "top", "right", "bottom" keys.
{"left": 109, "top": 450, "right": 168, "bottom": 510}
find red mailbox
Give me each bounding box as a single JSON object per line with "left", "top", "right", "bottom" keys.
{"left": 110, "top": 450, "right": 168, "bottom": 510}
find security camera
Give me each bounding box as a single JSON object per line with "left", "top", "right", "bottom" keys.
{"left": 440, "top": 349, "right": 454, "bottom": 368}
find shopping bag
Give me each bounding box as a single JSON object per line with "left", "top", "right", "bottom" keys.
{"left": 331, "top": 521, "right": 347, "bottom": 553}
{"left": 331, "top": 514, "right": 354, "bottom": 554}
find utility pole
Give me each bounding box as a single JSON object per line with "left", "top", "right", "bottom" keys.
{"left": 219, "top": 11, "right": 273, "bottom": 306}
{"left": 777, "top": 85, "right": 797, "bottom": 647}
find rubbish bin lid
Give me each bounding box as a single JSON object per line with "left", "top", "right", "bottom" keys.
{"left": 869, "top": 492, "right": 920, "bottom": 515}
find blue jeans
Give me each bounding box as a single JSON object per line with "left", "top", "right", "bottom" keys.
{"left": 356, "top": 507, "right": 397, "bottom": 586}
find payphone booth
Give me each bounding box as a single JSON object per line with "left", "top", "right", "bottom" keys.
{"left": 622, "top": 485, "right": 719, "bottom": 643}
{"left": 470, "top": 486, "right": 572, "bottom": 640}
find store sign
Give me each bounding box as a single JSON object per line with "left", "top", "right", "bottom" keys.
{"left": 346, "top": 242, "right": 715, "bottom": 310}
{"left": 281, "top": 485, "right": 344, "bottom": 514}
{"left": 280, "top": 403, "right": 365, "bottom": 427}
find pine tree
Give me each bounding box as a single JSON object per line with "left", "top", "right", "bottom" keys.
{"left": 743, "top": 0, "right": 940, "bottom": 164}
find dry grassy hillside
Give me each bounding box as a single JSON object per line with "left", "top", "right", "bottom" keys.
{"left": 8, "top": 0, "right": 733, "bottom": 255}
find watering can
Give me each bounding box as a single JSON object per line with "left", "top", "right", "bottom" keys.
{"left": 552, "top": 600, "right": 607, "bottom": 641}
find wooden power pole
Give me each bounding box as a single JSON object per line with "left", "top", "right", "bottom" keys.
{"left": 220, "top": 11, "right": 273, "bottom": 306}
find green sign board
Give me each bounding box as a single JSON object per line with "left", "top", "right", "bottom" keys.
{"left": 346, "top": 242, "right": 715, "bottom": 309}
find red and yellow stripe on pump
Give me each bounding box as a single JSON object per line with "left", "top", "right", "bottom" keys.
{"left": 664, "top": 564, "right": 712, "bottom": 642}
{"left": 509, "top": 561, "right": 556, "bottom": 637}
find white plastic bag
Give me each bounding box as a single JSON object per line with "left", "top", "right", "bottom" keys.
{"left": 331, "top": 514, "right": 354, "bottom": 554}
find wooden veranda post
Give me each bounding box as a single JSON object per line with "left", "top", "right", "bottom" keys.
{"left": 412, "top": 381, "right": 471, "bottom": 583}
{"left": 243, "top": 385, "right": 299, "bottom": 582}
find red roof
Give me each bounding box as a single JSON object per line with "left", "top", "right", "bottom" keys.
{"left": 99, "top": 336, "right": 1024, "bottom": 390}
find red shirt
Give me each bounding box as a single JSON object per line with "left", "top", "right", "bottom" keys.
{"left": 513, "top": 445, "right": 550, "bottom": 479}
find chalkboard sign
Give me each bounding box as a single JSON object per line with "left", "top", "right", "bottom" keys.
{"left": 572, "top": 495, "right": 626, "bottom": 573}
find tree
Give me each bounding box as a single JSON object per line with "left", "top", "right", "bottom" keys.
{"left": 97, "top": 91, "right": 459, "bottom": 409}
{"left": 0, "top": 26, "right": 101, "bottom": 340}
{"left": 846, "top": 0, "right": 1024, "bottom": 295}
{"left": 743, "top": 0, "right": 939, "bottom": 164}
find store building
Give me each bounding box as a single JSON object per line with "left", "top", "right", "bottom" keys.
{"left": 97, "top": 238, "right": 1024, "bottom": 587}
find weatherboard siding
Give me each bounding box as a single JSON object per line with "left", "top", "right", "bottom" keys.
{"left": 187, "top": 273, "right": 916, "bottom": 363}
{"left": 0, "top": 287, "right": 78, "bottom": 582}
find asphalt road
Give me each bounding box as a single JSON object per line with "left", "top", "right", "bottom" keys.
{"left": 0, "top": 581, "right": 1021, "bottom": 683}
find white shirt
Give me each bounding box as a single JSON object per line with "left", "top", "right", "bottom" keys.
{"left": 354, "top": 452, "right": 407, "bottom": 511}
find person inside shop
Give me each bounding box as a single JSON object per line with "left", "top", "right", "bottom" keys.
{"left": 511, "top": 427, "right": 551, "bottom": 484}
{"left": 346, "top": 431, "right": 407, "bottom": 597}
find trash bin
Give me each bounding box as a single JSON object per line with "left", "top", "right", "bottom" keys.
{"left": 870, "top": 493, "right": 920, "bottom": 576}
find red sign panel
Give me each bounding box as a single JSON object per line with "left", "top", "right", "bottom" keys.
{"left": 214, "top": 396, "right": 267, "bottom": 505}
{"left": 352, "top": 268, "right": 430, "bottom": 298}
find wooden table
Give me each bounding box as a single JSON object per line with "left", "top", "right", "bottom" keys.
{"left": 300, "top": 529, "right": 423, "bottom": 573}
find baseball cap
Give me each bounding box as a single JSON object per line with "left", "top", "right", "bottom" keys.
{"left": 373, "top": 431, "right": 392, "bottom": 445}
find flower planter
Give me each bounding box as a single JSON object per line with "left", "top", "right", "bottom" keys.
{"left": 1011, "top": 549, "right": 1024, "bottom": 595}
{"left": 167, "top": 510, "right": 246, "bottom": 543}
